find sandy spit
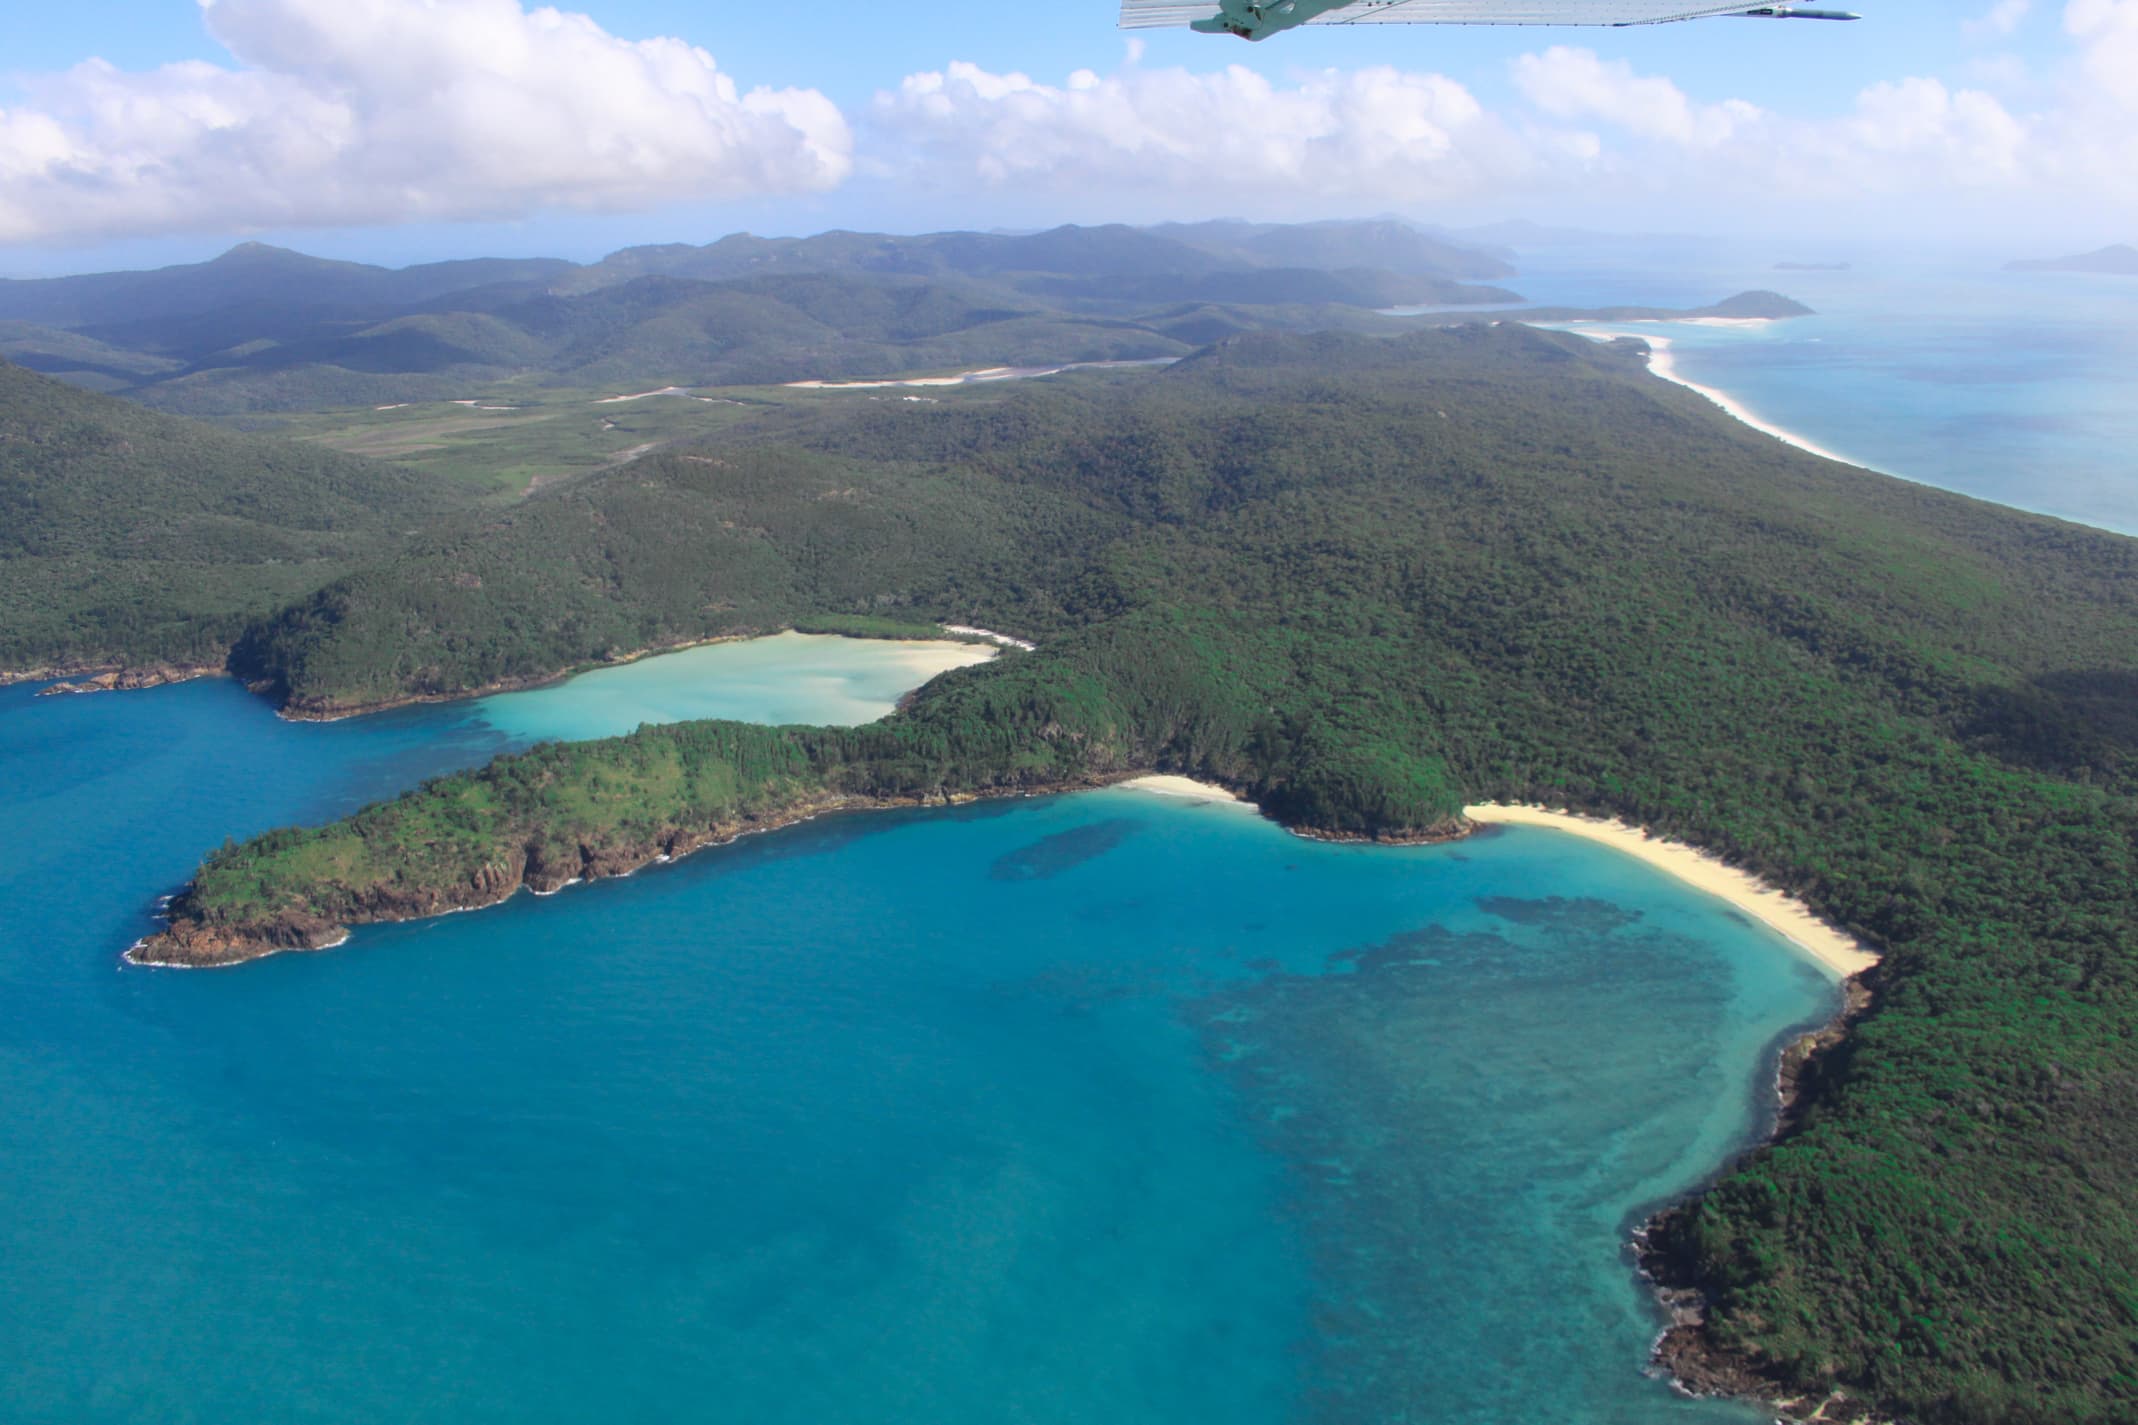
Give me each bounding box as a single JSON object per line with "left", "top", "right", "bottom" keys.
{"left": 1464, "top": 804, "right": 1879, "bottom": 978}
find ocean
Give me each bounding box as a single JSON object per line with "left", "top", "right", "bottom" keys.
{"left": 0, "top": 639, "right": 1835, "bottom": 1424}
{"left": 1410, "top": 241, "right": 2138, "bottom": 536}
{"left": 13, "top": 243, "right": 2132, "bottom": 1420}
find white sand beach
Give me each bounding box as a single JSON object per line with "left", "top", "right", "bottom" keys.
{"left": 787, "top": 358, "right": 1175, "bottom": 392}
{"left": 940, "top": 624, "right": 1038, "bottom": 652}
{"left": 881, "top": 638, "right": 1000, "bottom": 680}
{"left": 785, "top": 371, "right": 1004, "bottom": 390}
{"left": 1638, "top": 335, "right": 1859, "bottom": 465}
{"left": 596, "top": 387, "right": 707, "bottom": 403}
{"left": 1563, "top": 327, "right": 1861, "bottom": 467}
{"left": 1119, "top": 774, "right": 1258, "bottom": 809}
{"left": 1463, "top": 804, "right": 1879, "bottom": 978}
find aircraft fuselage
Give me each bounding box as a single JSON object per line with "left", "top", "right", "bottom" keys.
{"left": 1190, "top": 0, "right": 1353, "bottom": 38}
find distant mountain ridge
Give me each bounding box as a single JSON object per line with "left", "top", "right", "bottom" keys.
{"left": 0, "top": 221, "right": 1521, "bottom": 415}
{"left": 0, "top": 221, "right": 1514, "bottom": 325}
{"left": 0, "top": 243, "right": 578, "bottom": 330}
{"left": 2005, "top": 243, "right": 2138, "bottom": 275}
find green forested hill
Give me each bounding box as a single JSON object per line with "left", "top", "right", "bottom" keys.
{"left": 0, "top": 358, "right": 481, "bottom": 674}
{"left": 0, "top": 222, "right": 1520, "bottom": 416}
{"left": 0, "top": 242, "right": 576, "bottom": 330}
{"left": 116, "top": 270, "right": 1501, "bottom": 417}
{"left": 137, "top": 325, "right": 2138, "bottom": 1423}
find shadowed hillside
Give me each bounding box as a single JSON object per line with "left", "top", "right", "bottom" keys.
{"left": 0, "top": 358, "right": 482, "bottom": 675}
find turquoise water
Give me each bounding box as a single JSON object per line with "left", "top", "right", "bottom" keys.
{"left": 1, "top": 658, "right": 1835, "bottom": 1422}
{"left": 472, "top": 631, "right": 995, "bottom": 743}
{"left": 1414, "top": 244, "right": 2138, "bottom": 535}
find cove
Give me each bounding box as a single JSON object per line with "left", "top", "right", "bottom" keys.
{"left": 0, "top": 659, "right": 1833, "bottom": 1423}
{"left": 470, "top": 631, "right": 996, "bottom": 743}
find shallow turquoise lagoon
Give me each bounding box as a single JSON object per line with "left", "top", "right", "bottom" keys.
{"left": 1, "top": 666, "right": 1833, "bottom": 1423}
{"left": 472, "top": 631, "right": 995, "bottom": 743}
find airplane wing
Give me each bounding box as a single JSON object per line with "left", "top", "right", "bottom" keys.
{"left": 1121, "top": 0, "right": 1854, "bottom": 30}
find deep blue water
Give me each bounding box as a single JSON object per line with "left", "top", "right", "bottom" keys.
{"left": 1416, "top": 243, "right": 2138, "bottom": 535}
{"left": 0, "top": 653, "right": 1836, "bottom": 1422}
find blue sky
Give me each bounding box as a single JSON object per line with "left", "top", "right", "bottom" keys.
{"left": 0, "top": 0, "right": 2127, "bottom": 274}
{"left": 0, "top": 0, "right": 2039, "bottom": 113}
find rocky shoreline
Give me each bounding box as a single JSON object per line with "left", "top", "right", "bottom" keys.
{"left": 128, "top": 772, "right": 1207, "bottom": 969}
{"left": 1638, "top": 974, "right": 1890, "bottom": 1424}
{"left": 10, "top": 663, "right": 224, "bottom": 696}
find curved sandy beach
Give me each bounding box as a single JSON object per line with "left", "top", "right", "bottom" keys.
{"left": 1464, "top": 804, "right": 1878, "bottom": 978}
{"left": 1111, "top": 780, "right": 1876, "bottom": 977}
{"left": 1562, "top": 325, "right": 1864, "bottom": 468}
{"left": 1117, "top": 774, "right": 1258, "bottom": 808}
{"left": 1637, "top": 334, "right": 1860, "bottom": 466}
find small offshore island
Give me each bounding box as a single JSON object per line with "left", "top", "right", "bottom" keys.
{"left": 7, "top": 228, "right": 2138, "bottom": 1425}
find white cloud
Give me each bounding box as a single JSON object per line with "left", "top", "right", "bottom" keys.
{"left": 869, "top": 60, "right": 1535, "bottom": 208}
{"left": 1964, "top": 0, "right": 2032, "bottom": 38}
{"left": 865, "top": 23, "right": 2138, "bottom": 237}
{"left": 0, "top": 0, "right": 850, "bottom": 244}
{"left": 7, "top": 0, "right": 2138, "bottom": 250}
{"left": 1512, "top": 46, "right": 1759, "bottom": 149}
{"left": 2064, "top": 0, "right": 2138, "bottom": 106}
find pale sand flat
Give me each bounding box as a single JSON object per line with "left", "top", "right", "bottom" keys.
{"left": 875, "top": 640, "right": 998, "bottom": 680}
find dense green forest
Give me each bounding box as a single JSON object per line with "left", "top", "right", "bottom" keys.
{"left": 141, "top": 323, "right": 2138, "bottom": 1423}
{"left": 0, "top": 358, "right": 482, "bottom": 674}
{"left": 0, "top": 222, "right": 1520, "bottom": 415}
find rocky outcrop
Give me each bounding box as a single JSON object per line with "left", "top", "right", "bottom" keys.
{"left": 26, "top": 664, "right": 222, "bottom": 697}
{"left": 1637, "top": 972, "right": 1891, "bottom": 1424}
{"left": 126, "top": 910, "right": 349, "bottom": 967}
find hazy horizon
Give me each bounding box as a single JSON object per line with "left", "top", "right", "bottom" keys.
{"left": 0, "top": 216, "right": 2112, "bottom": 284}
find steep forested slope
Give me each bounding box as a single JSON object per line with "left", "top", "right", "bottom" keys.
{"left": 0, "top": 358, "right": 479, "bottom": 674}
{"left": 143, "top": 325, "right": 2138, "bottom": 1424}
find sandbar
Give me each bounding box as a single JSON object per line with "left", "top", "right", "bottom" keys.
{"left": 1463, "top": 804, "right": 1879, "bottom": 978}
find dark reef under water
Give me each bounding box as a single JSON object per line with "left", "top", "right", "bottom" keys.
{"left": 1, "top": 678, "right": 1828, "bottom": 1423}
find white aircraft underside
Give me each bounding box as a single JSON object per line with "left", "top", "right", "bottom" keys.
{"left": 1120, "top": 0, "right": 1858, "bottom": 39}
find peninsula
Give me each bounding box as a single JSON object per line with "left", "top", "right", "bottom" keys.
{"left": 126, "top": 323, "right": 2138, "bottom": 1424}
{"left": 1500, "top": 289, "right": 1813, "bottom": 322}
